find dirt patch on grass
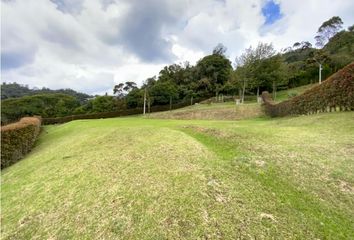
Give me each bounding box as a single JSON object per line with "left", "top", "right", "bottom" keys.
{"left": 182, "top": 126, "right": 233, "bottom": 139}
{"left": 339, "top": 180, "right": 354, "bottom": 194}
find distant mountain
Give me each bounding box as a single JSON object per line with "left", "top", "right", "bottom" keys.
{"left": 1, "top": 82, "right": 92, "bottom": 103}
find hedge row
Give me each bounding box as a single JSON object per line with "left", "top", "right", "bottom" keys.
{"left": 42, "top": 98, "right": 209, "bottom": 125}
{"left": 1, "top": 117, "right": 42, "bottom": 169}
{"left": 262, "top": 62, "right": 354, "bottom": 117}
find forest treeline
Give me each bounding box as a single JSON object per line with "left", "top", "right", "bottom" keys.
{"left": 1, "top": 16, "right": 353, "bottom": 124}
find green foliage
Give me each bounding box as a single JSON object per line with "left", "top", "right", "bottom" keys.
{"left": 1, "top": 117, "right": 41, "bottom": 169}
{"left": 126, "top": 88, "right": 144, "bottom": 108}
{"left": 1, "top": 94, "right": 80, "bottom": 124}
{"left": 113, "top": 82, "right": 137, "bottom": 97}
{"left": 234, "top": 43, "right": 287, "bottom": 99}
{"left": 91, "top": 96, "right": 117, "bottom": 113}
{"left": 196, "top": 53, "right": 232, "bottom": 94}
{"left": 149, "top": 81, "right": 178, "bottom": 105}
{"left": 0, "top": 82, "right": 91, "bottom": 102}
{"left": 262, "top": 62, "right": 354, "bottom": 117}
{"left": 42, "top": 109, "right": 143, "bottom": 124}
{"left": 315, "top": 16, "right": 343, "bottom": 47}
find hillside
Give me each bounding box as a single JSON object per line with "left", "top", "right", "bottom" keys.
{"left": 147, "top": 102, "right": 263, "bottom": 120}
{"left": 0, "top": 83, "right": 91, "bottom": 102}
{"left": 145, "top": 84, "right": 314, "bottom": 121}
{"left": 2, "top": 112, "right": 354, "bottom": 239}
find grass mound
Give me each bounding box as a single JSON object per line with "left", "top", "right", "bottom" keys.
{"left": 2, "top": 112, "right": 354, "bottom": 239}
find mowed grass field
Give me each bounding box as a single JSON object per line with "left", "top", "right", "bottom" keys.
{"left": 1, "top": 112, "right": 354, "bottom": 239}
{"left": 148, "top": 102, "right": 263, "bottom": 121}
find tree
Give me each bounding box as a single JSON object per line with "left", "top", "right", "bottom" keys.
{"left": 349, "top": 24, "right": 354, "bottom": 32}
{"left": 1, "top": 94, "right": 80, "bottom": 123}
{"left": 149, "top": 81, "right": 178, "bottom": 105}
{"left": 125, "top": 88, "right": 144, "bottom": 108}
{"left": 113, "top": 83, "right": 124, "bottom": 97}
{"left": 196, "top": 53, "right": 232, "bottom": 97}
{"left": 261, "top": 55, "right": 288, "bottom": 99}
{"left": 123, "top": 81, "right": 137, "bottom": 92}
{"left": 315, "top": 16, "right": 343, "bottom": 47}
{"left": 212, "top": 43, "right": 227, "bottom": 56}
{"left": 91, "top": 96, "right": 117, "bottom": 113}
{"left": 235, "top": 42, "right": 277, "bottom": 101}
{"left": 293, "top": 41, "right": 312, "bottom": 50}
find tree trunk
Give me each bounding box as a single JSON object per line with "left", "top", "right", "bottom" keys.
{"left": 242, "top": 79, "right": 246, "bottom": 103}
{"left": 148, "top": 99, "right": 151, "bottom": 113}
{"left": 143, "top": 88, "right": 147, "bottom": 115}
{"left": 169, "top": 96, "right": 172, "bottom": 110}
{"left": 256, "top": 87, "right": 260, "bottom": 103}
{"left": 272, "top": 81, "right": 276, "bottom": 100}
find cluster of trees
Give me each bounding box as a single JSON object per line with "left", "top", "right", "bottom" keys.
{"left": 1, "top": 92, "right": 132, "bottom": 124}
{"left": 1, "top": 82, "right": 91, "bottom": 103}
{"left": 114, "top": 45, "right": 233, "bottom": 109}
{"left": 116, "top": 16, "right": 353, "bottom": 107}
{"left": 2, "top": 16, "right": 353, "bottom": 123}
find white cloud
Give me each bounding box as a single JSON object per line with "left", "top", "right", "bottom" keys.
{"left": 1, "top": 0, "right": 354, "bottom": 94}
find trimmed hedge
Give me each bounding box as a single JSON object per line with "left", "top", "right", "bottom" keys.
{"left": 262, "top": 62, "right": 354, "bottom": 117}
{"left": 1, "top": 117, "right": 42, "bottom": 169}
{"left": 42, "top": 97, "right": 209, "bottom": 125}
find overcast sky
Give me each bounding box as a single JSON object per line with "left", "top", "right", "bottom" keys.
{"left": 1, "top": 0, "right": 354, "bottom": 95}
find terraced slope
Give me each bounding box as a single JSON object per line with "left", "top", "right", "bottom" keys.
{"left": 147, "top": 102, "right": 263, "bottom": 120}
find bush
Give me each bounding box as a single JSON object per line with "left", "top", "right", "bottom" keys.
{"left": 1, "top": 93, "right": 80, "bottom": 124}
{"left": 262, "top": 62, "right": 354, "bottom": 117}
{"left": 42, "top": 109, "right": 142, "bottom": 125}
{"left": 1, "top": 117, "right": 42, "bottom": 169}
{"left": 42, "top": 97, "right": 210, "bottom": 125}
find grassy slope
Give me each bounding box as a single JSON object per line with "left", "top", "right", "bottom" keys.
{"left": 275, "top": 84, "right": 316, "bottom": 102}
{"left": 147, "top": 84, "right": 314, "bottom": 121}
{"left": 2, "top": 112, "right": 354, "bottom": 239}
{"left": 148, "top": 102, "right": 263, "bottom": 120}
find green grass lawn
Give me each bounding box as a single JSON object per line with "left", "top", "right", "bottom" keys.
{"left": 148, "top": 102, "right": 263, "bottom": 120}
{"left": 2, "top": 112, "right": 354, "bottom": 239}
{"left": 275, "top": 84, "right": 316, "bottom": 102}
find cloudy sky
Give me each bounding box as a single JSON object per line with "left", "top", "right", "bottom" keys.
{"left": 1, "top": 0, "right": 354, "bottom": 95}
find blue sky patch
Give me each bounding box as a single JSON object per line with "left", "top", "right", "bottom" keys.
{"left": 262, "top": 0, "right": 282, "bottom": 25}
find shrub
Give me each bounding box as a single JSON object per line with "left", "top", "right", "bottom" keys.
{"left": 262, "top": 62, "right": 354, "bottom": 117}
{"left": 1, "top": 117, "right": 42, "bottom": 169}
{"left": 42, "top": 97, "right": 210, "bottom": 125}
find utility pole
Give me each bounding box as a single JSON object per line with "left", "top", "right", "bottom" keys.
{"left": 319, "top": 63, "right": 322, "bottom": 84}
{"left": 143, "top": 88, "right": 147, "bottom": 115}
{"left": 313, "top": 58, "right": 322, "bottom": 84}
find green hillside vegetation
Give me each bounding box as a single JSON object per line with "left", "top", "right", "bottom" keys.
{"left": 275, "top": 84, "right": 316, "bottom": 102}
{"left": 145, "top": 83, "right": 315, "bottom": 120}
{"left": 2, "top": 112, "right": 354, "bottom": 239}
{"left": 1, "top": 94, "right": 80, "bottom": 124}
{"left": 1, "top": 17, "right": 353, "bottom": 124}
{"left": 0, "top": 82, "right": 91, "bottom": 102}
